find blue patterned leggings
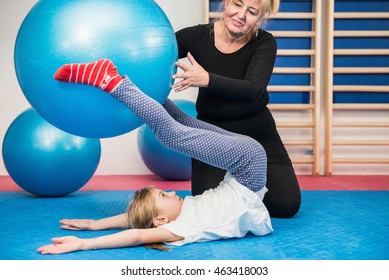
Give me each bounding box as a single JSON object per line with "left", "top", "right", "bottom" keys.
{"left": 111, "top": 77, "right": 267, "bottom": 192}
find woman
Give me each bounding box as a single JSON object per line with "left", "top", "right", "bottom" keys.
{"left": 172, "top": 0, "right": 301, "bottom": 218}
{"left": 37, "top": 59, "right": 272, "bottom": 254}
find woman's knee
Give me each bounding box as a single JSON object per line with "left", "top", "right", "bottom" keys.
{"left": 265, "top": 194, "right": 301, "bottom": 218}
{"left": 264, "top": 163, "right": 301, "bottom": 218}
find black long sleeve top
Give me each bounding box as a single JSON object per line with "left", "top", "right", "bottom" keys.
{"left": 175, "top": 23, "right": 277, "bottom": 121}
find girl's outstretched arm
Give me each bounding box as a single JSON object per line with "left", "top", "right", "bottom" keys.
{"left": 37, "top": 227, "right": 182, "bottom": 255}
{"left": 60, "top": 213, "right": 129, "bottom": 231}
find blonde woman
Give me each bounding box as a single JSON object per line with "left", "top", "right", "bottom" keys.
{"left": 173, "top": 0, "right": 301, "bottom": 218}
{"left": 37, "top": 59, "right": 272, "bottom": 254}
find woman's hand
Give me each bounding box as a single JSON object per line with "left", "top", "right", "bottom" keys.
{"left": 37, "top": 236, "right": 92, "bottom": 255}
{"left": 59, "top": 219, "right": 97, "bottom": 230}
{"left": 172, "top": 52, "right": 209, "bottom": 92}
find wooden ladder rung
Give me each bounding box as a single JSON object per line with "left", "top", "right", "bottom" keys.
{"left": 332, "top": 158, "right": 389, "bottom": 164}
{"left": 334, "top": 12, "right": 389, "bottom": 19}
{"left": 334, "top": 30, "right": 389, "bottom": 37}
{"left": 333, "top": 67, "right": 389, "bottom": 74}
{"left": 333, "top": 104, "right": 389, "bottom": 110}
{"left": 291, "top": 158, "right": 315, "bottom": 164}
{"left": 332, "top": 140, "right": 389, "bottom": 146}
{"left": 269, "top": 104, "right": 314, "bottom": 110}
{"left": 277, "top": 49, "right": 316, "bottom": 56}
{"left": 334, "top": 49, "right": 389, "bottom": 55}
{"left": 276, "top": 122, "right": 314, "bottom": 128}
{"left": 273, "top": 67, "right": 315, "bottom": 74}
{"left": 268, "top": 85, "right": 315, "bottom": 92}
{"left": 333, "top": 85, "right": 389, "bottom": 92}
{"left": 271, "top": 31, "right": 315, "bottom": 38}
{"left": 208, "top": 12, "right": 222, "bottom": 19}
{"left": 333, "top": 122, "right": 389, "bottom": 128}
{"left": 270, "top": 12, "right": 316, "bottom": 19}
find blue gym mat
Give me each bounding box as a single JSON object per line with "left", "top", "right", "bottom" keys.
{"left": 0, "top": 190, "right": 388, "bottom": 260}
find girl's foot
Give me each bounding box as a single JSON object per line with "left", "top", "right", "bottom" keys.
{"left": 54, "top": 59, "right": 123, "bottom": 93}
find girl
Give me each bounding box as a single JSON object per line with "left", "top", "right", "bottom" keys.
{"left": 37, "top": 59, "right": 272, "bottom": 254}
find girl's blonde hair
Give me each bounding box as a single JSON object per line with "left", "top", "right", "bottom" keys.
{"left": 220, "top": 0, "right": 280, "bottom": 40}
{"left": 126, "top": 187, "right": 170, "bottom": 251}
{"left": 127, "top": 187, "right": 157, "bottom": 229}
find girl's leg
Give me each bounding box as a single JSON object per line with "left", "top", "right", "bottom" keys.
{"left": 54, "top": 61, "right": 267, "bottom": 192}
{"left": 163, "top": 99, "right": 238, "bottom": 137}
{"left": 112, "top": 77, "right": 267, "bottom": 192}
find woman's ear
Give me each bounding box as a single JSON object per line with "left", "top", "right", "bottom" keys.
{"left": 153, "top": 216, "right": 169, "bottom": 227}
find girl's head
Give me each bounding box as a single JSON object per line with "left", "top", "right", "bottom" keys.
{"left": 221, "top": 0, "right": 280, "bottom": 40}
{"left": 127, "top": 187, "right": 157, "bottom": 229}
{"left": 127, "top": 187, "right": 183, "bottom": 229}
{"left": 126, "top": 187, "right": 183, "bottom": 251}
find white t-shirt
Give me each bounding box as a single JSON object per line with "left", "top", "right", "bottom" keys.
{"left": 161, "top": 173, "right": 273, "bottom": 246}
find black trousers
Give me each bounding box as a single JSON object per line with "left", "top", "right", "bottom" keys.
{"left": 191, "top": 160, "right": 301, "bottom": 218}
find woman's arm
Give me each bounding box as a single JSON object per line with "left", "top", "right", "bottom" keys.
{"left": 206, "top": 34, "right": 277, "bottom": 103}
{"left": 176, "top": 25, "right": 277, "bottom": 103}
{"left": 59, "top": 213, "right": 129, "bottom": 231}
{"left": 37, "top": 227, "right": 183, "bottom": 255}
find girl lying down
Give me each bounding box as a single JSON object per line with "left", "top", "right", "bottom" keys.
{"left": 38, "top": 59, "right": 272, "bottom": 254}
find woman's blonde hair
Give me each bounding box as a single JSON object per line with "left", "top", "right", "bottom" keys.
{"left": 126, "top": 187, "right": 170, "bottom": 251}
{"left": 220, "top": 0, "right": 280, "bottom": 40}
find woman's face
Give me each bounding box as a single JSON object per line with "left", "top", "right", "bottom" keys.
{"left": 223, "top": 0, "right": 262, "bottom": 38}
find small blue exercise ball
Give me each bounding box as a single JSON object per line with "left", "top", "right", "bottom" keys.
{"left": 137, "top": 100, "right": 197, "bottom": 181}
{"left": 14, "top": 0, "right": 177, "bottom": 138}
{"left": 2, "top": 108, "right": 101, "bottom": 197}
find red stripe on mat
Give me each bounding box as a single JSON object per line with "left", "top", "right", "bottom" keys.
{"left": 0, "top": 175, "right": 189, "bottom": 192}
{"left": 297, "top": 175, "right": 389, "bottom": 190}
{"left": 0, "top": 175, "right": 388, "bottom": 192}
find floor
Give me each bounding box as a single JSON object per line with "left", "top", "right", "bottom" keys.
{"left": 0, "top": 175, "right": 388, "bottom": 260}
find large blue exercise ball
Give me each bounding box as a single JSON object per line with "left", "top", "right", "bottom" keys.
{"left": 2, "top": 108, "right": 101, "bottom": 197}
{"left": 14, "top": 0, "right": 177, "bottom": 138}
{"left": 137, "top": 100, "right": 197, "bottom": 181}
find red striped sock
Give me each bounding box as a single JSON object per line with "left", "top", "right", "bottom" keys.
{"left": 54, "top": 59, "right": 123, "bottom": 93}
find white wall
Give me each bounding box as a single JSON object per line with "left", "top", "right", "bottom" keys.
{"left": 0, "top": 0, "right": 387, "bottom": 176}
{"left": 1, "top": 0, "right": 35, "bottom": 176}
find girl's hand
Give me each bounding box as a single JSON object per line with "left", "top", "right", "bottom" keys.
{"left": 59, "top": 219, "right": 97, "bottom": 231}
{"left": 172, "top": 52, "right": 209, "bottom": 92}
{"left": 37, "top": 236, "right": 91, "bottom": 255}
